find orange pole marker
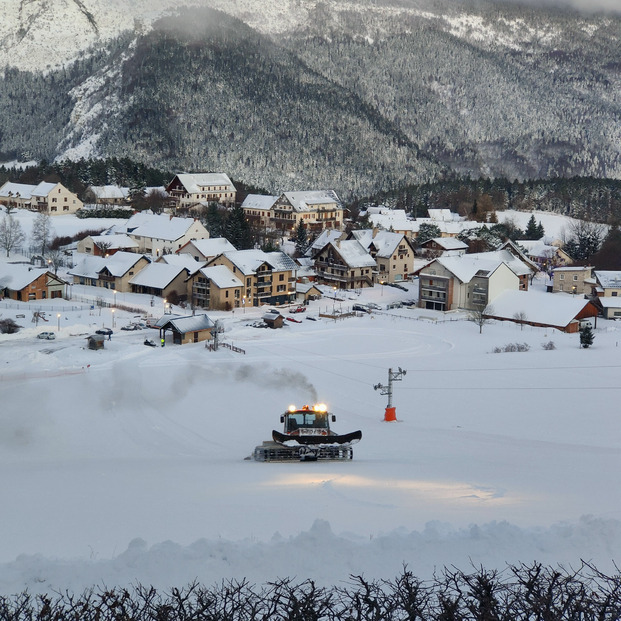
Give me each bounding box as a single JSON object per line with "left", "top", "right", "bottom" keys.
{"left": 384, "top": 406, "right": 397, "bottom": 422}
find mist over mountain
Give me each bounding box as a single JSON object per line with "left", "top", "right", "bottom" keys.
{"left": 1, "top": 0, "right": 620, "bottom": 198}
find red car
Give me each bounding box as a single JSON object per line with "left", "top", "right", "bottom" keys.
{"left": 289, "top": 305, "right": 306, "bottom": 314}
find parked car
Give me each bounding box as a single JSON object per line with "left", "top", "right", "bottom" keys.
{"left": 352, "top": 304, "right": 370, "bottom": 313}
{"left": 286, "top": 316, "right": 302, "bottom": 323}
{"left": 366, "top": 302, "right": 382, "bottom": 310}
{"left": 37, "top": 331, "right": 56, "bottom": 340}
{"left": 96, "top": 328, "right": 113, "bottom": 336}
{"left": 289, "top": 305, "right": 306, "bottom": 314}
{"left": 121, "top": 324, "right": 142, "bottom": 331}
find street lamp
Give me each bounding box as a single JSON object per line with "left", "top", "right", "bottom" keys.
{"left": 113, "top": 289, "right": 117, "bottom": 307}
{"left": 57, "top": 313, "right": 61, "bottom": 332}
{"left": 332, "top": 286, "right": 337, "bottom": 317}
{"left": 380, "top": 280, "right": 384, "bottom": 296}
{"left": 111, "top": 308, "right": 115, "bottom": 327}
{"left": 242, "top": 296, "right": 246, "bottom": 313}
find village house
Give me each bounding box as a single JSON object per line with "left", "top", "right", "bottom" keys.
{"left": 250, "top": 190, "right": 344, "bottom": 235}
{"left": 83, "top": 185, "right": 130, "bottom": 205}
{"left": 552, "top": 266, "right": 593, "bottom": 295}
{"left": 240, "top": 195, "right": 279, "bottom": 230}
{"left": 348, "top": 229, "right": 416, "bottom": 283}
{"left": 418, "top": 255, "right": 520, "bottom": 311}
{"left": 76, "top": 234, "right": 139, "bottom": 256}
{"left": 313, "top": 239, "right": 376, "bottom": 289}
{"left": 165, "top": 173, "right": 236, "bottom": 210}
{"left": 69, "top": 252, "right": 151, "bottom": 291}
{"left": 486, "top": 289, "right": 599, "bottom": 333}
{"left": 516, "top": 239, "right": 573, "bottom": 271}
{"left": 177, "top": 237, "right": 237, "bottom": 262}
{"left": 112, "top": 213, "right": 210, "bottom": 256}
{"left": 0, "top": 181, "right": 82, "bottom": 215}
{"left": 472, "top": 241, "right": 537, "bottom": 291}
{"left": 156, "top": 313, "right": 214, "bottom": 345}
{"left": 129, "top": 263, "right": 191, "bottom": 303}
{"left": 205, "top": 249, "right": 298, "bottom": 307}
{"left": 419, "top": 237, "right": 469, "bottom": 258}
{"left": 0, "top": 265, "right": 66, "bottom": 301}
{"left": 591, "top": 270, "right": 621, "bottom": 319}
{"left": 188, "top": 265, "right": 244, "bottom": 311}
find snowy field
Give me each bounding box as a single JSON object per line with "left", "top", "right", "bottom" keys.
{"left": 1, "top": 209, "right": 620, "bottom": 595}
{"left": 2, "top": 282, "right": 621, "bottom": 594}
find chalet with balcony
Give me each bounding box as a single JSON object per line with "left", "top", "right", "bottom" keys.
{"left": 348, "top": 229, "right": 415, "bottom": 283}
{"left": 418, "top": 255, "right": 520, "bottom": 311}
{"left": 69, "top": 252, "right": 151, "bottom": 291}
{"left": 165, "top": 173, "right": 236, "bottom": 210}
{"left": 313, "top": 239, "right": 376, "bottom": 289}
{"left": 205, "top": 249, "right": 298, "bottom": 307}
{"left": 76, "top": 234, "right": 139, "bottom": 256}
{"left": 188, "top": 265, "right": 244, "bottom": 311}
{"left": 268, "top": 190, "right": 344, "bottom": 235}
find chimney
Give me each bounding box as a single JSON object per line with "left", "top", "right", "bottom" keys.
{"left": 372, "top": 227, "right": 379, "bottom": 238}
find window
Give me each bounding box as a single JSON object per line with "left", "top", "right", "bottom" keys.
{"left": 560, "top": 274, "right": 564, "bottom": 280}
{"left": 613, "top": 292, "right": 618, "bottom": 297}
{"left": 573, "top": 275, "right": 578, "bottom": 281}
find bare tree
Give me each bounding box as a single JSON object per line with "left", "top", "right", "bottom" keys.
{"left": 31, "top": 212, "right": 54, "bottom": 256}
{"left": 468, "top": 303, "right": 494, "bottom": 334}
{"left": 0, "top": 213, "right": 26, "bottom": 257}
{"left": 513, "top": 310, "right": 527, "bottom": 330}
{"left": 95, "top": 240, "right": 113, "bottom": 257}
{"left": 46, "top": 249, "right": 64, "bottom": 274}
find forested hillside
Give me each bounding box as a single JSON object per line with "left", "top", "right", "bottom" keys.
{"left": 1, "top": 0, "right": 620, "bottom": 199}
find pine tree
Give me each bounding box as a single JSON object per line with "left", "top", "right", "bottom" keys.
{"left": 225, "top": 205, "right": 253, "bottom": 250}
{"left": 295, "top": 220, "right": 308, "bottom": 256}
{"left": 579, "top": 324, "right": 594, "bottom": 349}
{"left": 525, "top": 215, "right": 539, "bottom": 240}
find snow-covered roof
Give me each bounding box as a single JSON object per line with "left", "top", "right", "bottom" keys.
{"left": 331, "top": 240, "right": 377, "bottom": 269}
{"left": 283, "top": 190, "right": 341, "bottom": 212}
{"left": 489, "top": 290, "right": 596, "bottom": 327}
{"left": 241, "top": 194, "right": 278, "bottom": 210}
{"left": 427, "top": 208, "right": 459, "bottom": 222}
{"left": 174, "top": 173, "right": 235, "bottom": 193}
{"left": 125, "top": 214, "right": 202, "bottom": 242}
{"left": 88, "top": 185, "right": 129, "bottom": 200}
{"left": 306, "top": 229, "right": 343, "bottom": 256}
{"left": 182, "top": 237, "right": 236, "bottom": 258}
{"left": 425, "top": 237, "right": 468, "bottom": 251}
{"left": 598, "top": 297, "right": 621, "bottom": 309}
{"left": 222, "top": 249, "right": 297, "bottom": 275}
{"left": 70, "top": 252, "right": 147, "bottom": 279}
{"left": 31, "top": 182, "right": 58, "bottom": 197}
{"left": 68, "top": 255, "right": 108, "bottom": 279}
{"left": 156, "top": 313, "right": 214, "bottom": 333}
{"left": 102, "top": 252, "right": 148, "bottom": 277}
{"left": 595, "top": 271, "right": 621, "bottom": 289}
{"left": 0, "top": 182, "right": 36, "bottom": 199}
{"left": 0, "top": 265, "right": 55, "bottom": 290}
{"left": 474, "top": 249, "right": 533, "bottom": 277}
{"left": 199, "top": 265, "right": 243, "bottom": 289}
{"left": 296, "top": 282, "right": 321, "bottom": 294}
{"left": 554, "top": 266, "right": 592, "bottom": 273}
{"left": 516, "top": 239, "right": 557, "bottom": 258}
{"left": 350, "top": 229, "right": 406, "bottom": 258}
{"left": 158, "top": 253, "right": 203, "bottom": 272}
{"left": 434, "top": 256, "right": 506, "bottom": 283}
{"left": 129, "top": 263, "right": 187, "bottom": 288}
{"left": 89, "top": 234, "right": 139, "bottom": 250}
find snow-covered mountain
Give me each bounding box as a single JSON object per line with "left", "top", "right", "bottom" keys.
{"left": 2, "top": 0, "right": 621, "bottom": 196}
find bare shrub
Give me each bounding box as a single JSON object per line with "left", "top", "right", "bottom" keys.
{"left": 542, "top": 341, "right": 556, "bottom": 350}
